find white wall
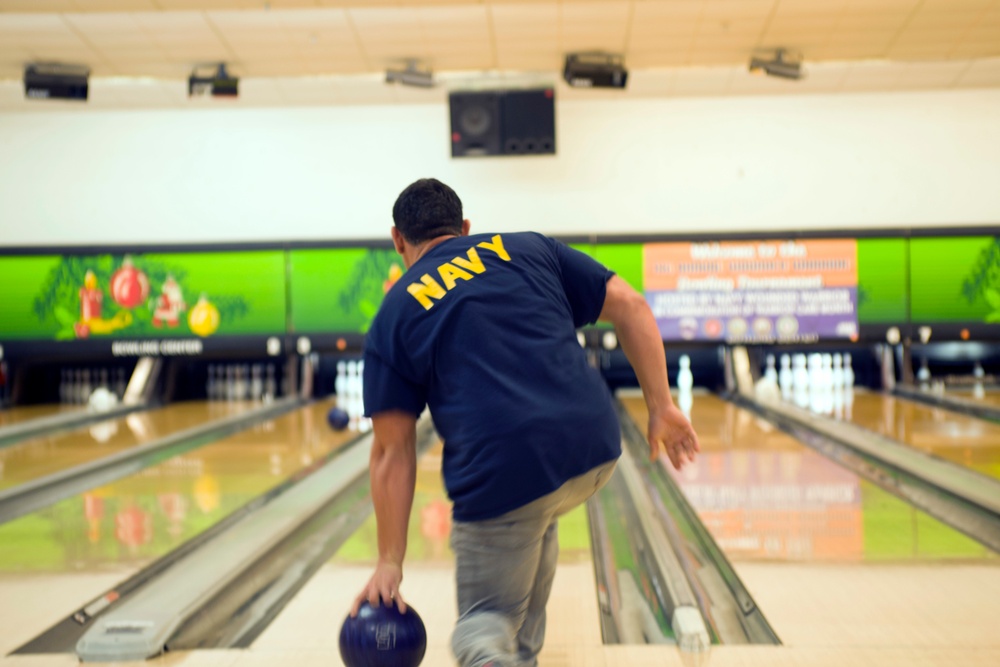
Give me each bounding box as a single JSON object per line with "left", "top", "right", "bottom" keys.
{"left": 1, "top": 88, "right": 998, "bottom": 247}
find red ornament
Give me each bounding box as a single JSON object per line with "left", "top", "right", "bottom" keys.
{"left": 110, "top": 257, "right": 149, "bottom": 309}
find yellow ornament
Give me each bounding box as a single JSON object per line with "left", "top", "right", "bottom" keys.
{"left": 188, "top": 295, "right": 220, "bottom": 337}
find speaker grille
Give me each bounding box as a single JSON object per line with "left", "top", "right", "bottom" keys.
{"left": 449, "top": 88, "right": 555, "bottom": 158}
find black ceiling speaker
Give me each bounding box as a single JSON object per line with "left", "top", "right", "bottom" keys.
{"left": 449, "top": 88, "right": 555, "bottom": 158}
{"left": 24, "top": 64, "right": 89, "bottom": 101}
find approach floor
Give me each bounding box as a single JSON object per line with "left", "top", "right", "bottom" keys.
{"left": 0, "top": 398, "right": 358, "bottom": 657}
{"left": 620, "top": 392, "right": 999, "bottom": 652}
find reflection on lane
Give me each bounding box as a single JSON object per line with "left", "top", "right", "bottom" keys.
{"left": 622, "top": 394, "right": 994, "bottom": 563}
{"left": 841, "top": 390, "right": 1000, "bottom": 480}
{"left": 0, "top": 399, "right": 357, "bottom": 574}
{"left": 0, "top": 404, "right": 83, "bottom": 429}
{"left": 950, "top": 386, "right": 1000, "bottom": 409}
{"left": 0, "top": 401, "right": 259, "bottom": 492}
{"left": 331, "top": 441, "right": 593, "bottom": 567}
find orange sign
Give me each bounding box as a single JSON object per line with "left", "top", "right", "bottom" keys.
{"left": 644, "top": 239, "right": 858, "bottom": 291}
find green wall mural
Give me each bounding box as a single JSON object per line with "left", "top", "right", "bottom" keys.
{"left": 856, "top": 238, "right": 908, "bottom": 324}
{"left": 911, "top": 236, "right": 999, "bottom": 323}
{"left": 1, "top": 233, "right": 994, "bottom": 343}
{"left": 289, "top": 248, "right": 404, "bottom": 334}
{"left": 0, "top": 251, "right": 286, "bottom": 341}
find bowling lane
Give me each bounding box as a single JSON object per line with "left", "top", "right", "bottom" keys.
{"left": 252, "top": 441, "right": 604, "bottom": 666}
{"left": 950, "top": 385, "right": 1000, "bottom": 409}
{"left": 0, "top": 398, "right": 360, "bottom": 656}
{"left": 621, "top": 393, "right": 1000, "bottom": 649}
{"left": 836, "top": 389, "right": 1000, "bottom": 480}
{"left": 0, "top": 404, "right": 82, "bottom": 429}
{"left": 0, "top": 400, "right": 259, "bottom": 492}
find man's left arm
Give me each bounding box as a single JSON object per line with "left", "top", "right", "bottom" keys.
{"left": 351, "top": 409, "right": 418, "bottom": 615}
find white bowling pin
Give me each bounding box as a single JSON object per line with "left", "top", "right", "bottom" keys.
{"left": 678, "top": 390, "right": 693, "bottom": 421}
{"left": 677, "top": 355, "right": 693, "bottom": 392}
{"left": 844, "top": 353, "right": 855, "bottom": 388}
{"left": 778, "top": 354, "right": 793, "bottom": 398}
{"left": 793, "top": 354, "right": 809, "bottom": 394}
{"left": 832, "top": 354, "right": 844, "bottom": 388}
{"left": 917, "top": 357, "right": 931, "bottom": 388}
{"left": 764, "top": 354, "right": 778, "bottom": 384}
{"left": 335, "top": 361, "right": 347, "bottom": 398}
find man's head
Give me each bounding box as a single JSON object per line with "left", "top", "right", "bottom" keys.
{"left": 392, "top": 178, "right": 464, "bottom": 244}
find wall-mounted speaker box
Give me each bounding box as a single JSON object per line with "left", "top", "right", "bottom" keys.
{"left": 449, "top": 88, "right": 556, "bottom": 158}
{"left": 24, "top": 66, "right": 88, "bottom": 101}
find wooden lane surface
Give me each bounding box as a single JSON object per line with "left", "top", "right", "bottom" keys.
{"left": 250, "top": 440, "right": 603, "bottom": 666}
{"left": 7, "top": 423, "right": 994, "bottom": 666}
{"left": 0, "top": 405, "right": 82, "bottom": 429}
{"left": 621, "top": 392, "right": 1000, "bottom": 651}
{"left": 0, "top": 399, "right": 359, "bottom": 657}
{"left": 950, "top": 386, "right": 1000, "bottom": 409}
{"left": 842, "top": 389, "right": 1000, "bottom": 480}
{"left": 0, "top": 401, "right": 260, "bottom": 492}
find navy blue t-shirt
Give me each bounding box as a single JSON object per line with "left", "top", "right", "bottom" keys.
{"left": 363, "top": 232, "right": 621, "bottom": 521}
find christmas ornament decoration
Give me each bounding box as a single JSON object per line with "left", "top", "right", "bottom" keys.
{"left": 110, "top": 256, "right": 150, "bottom": 309}
{"left": 189, "top": 295, "right": 220, "bottom": 337}
{"left": 153, "top": 274, "right": 187, "bottom": 328}
{"left": 79, "top": 270, "right": 103, "bottom": 322}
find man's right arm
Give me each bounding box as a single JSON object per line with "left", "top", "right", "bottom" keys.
{"left": 598, "top": 275, "right": 700, "bottom": 468}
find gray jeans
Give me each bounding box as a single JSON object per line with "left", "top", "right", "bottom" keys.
{"left": 449, "top": 458, "right": 618, "bottom": 667}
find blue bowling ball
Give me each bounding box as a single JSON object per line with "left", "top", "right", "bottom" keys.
{"left": 339, "top": 601, "right": 426, "bottom": 667}
{"left": 327, "top": 406, "right": 350, "bottom": 431}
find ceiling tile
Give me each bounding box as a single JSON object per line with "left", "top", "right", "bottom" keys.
{"left": 842, "top": 0, "right": 920, "bottom": 14}
{"left": 774, "top": 0, "right": 846, "bottom": 18}
{"left": 631, "top": 1, "right": 706, "bottom": 22}
{"left": 71, "top": 0, "right": 158, "bottom": 9}
{"left": 701, "top": 0, "right": 776, "bottom": 20}
{"left": 0, "top": 0, "right": 74, "bottom": 10}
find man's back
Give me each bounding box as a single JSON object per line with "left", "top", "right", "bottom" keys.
{"left": 364, "top": 231, "right": 621, "bottom": 521}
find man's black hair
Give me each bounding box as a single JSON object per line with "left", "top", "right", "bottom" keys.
{"left": 392, "top": 178, "right": 463, "bottom": 244}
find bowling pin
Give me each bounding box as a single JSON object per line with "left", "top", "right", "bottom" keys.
{"left": 832, "top": 354, "right": 844, "bottom": 388}
{"left": 764, "top": 354, "right": 778, "bottom": 384}
{"left": 973, "top": 362, "right": 985, "bottom": 380}
{"left": 917, "top": 357, "right": 931, "bottom": 389}
{"left": 678, "top": 390, "right": 693, "bottom": 421}
{"left": 778, "top": 354, "right": 793, "bottom": 400}
{"left": 677, "top": 355, "right": 693, "bottom": 392}
{"left": 844, "top": 353, "right": 855, "bottom": 388}
{"left": 335, "top": 361, "right": 347, "bottom": 399}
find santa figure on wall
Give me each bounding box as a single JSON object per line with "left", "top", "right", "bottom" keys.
{"left": 152, "top": 275, "right": 186, "bottom": 328}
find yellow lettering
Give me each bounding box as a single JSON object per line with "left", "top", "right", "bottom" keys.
{"left": 438, "top": 262, "right": 474, "bottom": 290}
{"left": 452, "top": 247, "right": 486, "bottom": 275}
{"left": 407, "top": 274, "right": 447, "bottom": 311}
{"left": 477, "top": 234, "right": 510, "bottom": 262}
